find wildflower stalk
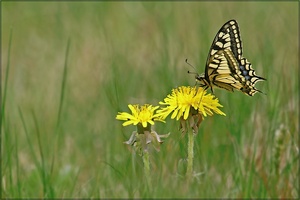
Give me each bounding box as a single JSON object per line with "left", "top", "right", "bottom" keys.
{"left": 142, "top": 150, "right": 152, "bottom": 188}
{"left": 186, "top": 127, "right": 194, "bottom": 178}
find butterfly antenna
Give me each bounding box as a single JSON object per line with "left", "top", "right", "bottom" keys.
{"left": 185, "top": 59, "right": 198, "bottom": 75}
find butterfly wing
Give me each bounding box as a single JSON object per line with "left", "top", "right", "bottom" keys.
{"left": 206, "top": 49, "right": 244, "bottom": 92}
{"left": 205, "top": 20, "right": 242, "bottom": 78}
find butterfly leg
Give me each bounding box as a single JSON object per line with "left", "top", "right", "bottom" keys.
{"left": 210, "top": 86, "right": 214, "bottom": 94}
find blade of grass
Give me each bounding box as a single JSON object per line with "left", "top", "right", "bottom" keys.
{"left": 14, "top": 125, "right": 21, "bottom": 197}
{"left": 18, "top": 107, "right": 39, "bottom": 169}
{"left": 31, "top": 109, "right": 55, "bottom": 198}
{"left": 2, "top": 117, "right": 13, "bottom": 197}
{"left": 51, "top": 38, "right": 71, "bottom": 197}
{"left": 51, "top": 38, "right": 71, "bottom": 178}
{"left": 1, "top": 28, "right": 13, "bottom": 127}
{"left": 56, "top": 37, "right": 71, "bottom": 129}
{"left": 0, "top": 29, "right": 13, "bottom": 197}
{"left": 1, "top": 28, "right": 13, "bottom": 198}
{"left": 31, "top": 110, "right": 47, "bottom": 196}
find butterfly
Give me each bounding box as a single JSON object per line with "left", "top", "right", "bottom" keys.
{"left": 195, "top": 19, "right": 266, "bottom": 96}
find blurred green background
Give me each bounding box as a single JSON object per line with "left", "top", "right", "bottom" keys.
{"left": 2, "top": 2, "right": 299, "bottom": 198}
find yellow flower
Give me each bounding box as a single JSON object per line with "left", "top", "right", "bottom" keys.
{"left": 116, "top": 104, "right": 169, "bottom": 154}
{"left": 157, "top": 86, "right": 226, "bottom": 120}
{"left": 116, "top": 104, "right": 164, "bottom": 128}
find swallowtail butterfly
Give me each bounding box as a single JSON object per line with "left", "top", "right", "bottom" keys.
{"left": 196, "top": 19, "right": 265, "bottom": 96}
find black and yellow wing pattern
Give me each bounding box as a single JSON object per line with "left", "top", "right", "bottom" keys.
{"left": 196, "top": 20, "right": 265, "bottom": 96}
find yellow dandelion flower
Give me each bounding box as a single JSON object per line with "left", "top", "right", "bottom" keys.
{"left": 157, "top": 86, "right": 225, "bottom": 121}
{"left": 157, "top": 86, "right": 225, "bottom": 178}
{"left": 116, "top": 104, "right": 164, "bottom": 128}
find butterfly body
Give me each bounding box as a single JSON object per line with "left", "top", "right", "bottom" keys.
{"left": 196, "top": 20, "right": 265, "bottom": 96}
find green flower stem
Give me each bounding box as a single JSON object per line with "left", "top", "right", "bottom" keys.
{"left": 142, "top": 150, "right": 152, "bottom": 188}
{"left": 187, "top": 127, "right": 194, "bottom": 178}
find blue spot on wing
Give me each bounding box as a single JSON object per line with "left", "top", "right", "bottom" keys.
{"left": 239, "top": 65, "right": 250, "bottom": 80}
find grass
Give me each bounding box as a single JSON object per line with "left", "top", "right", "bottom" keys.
{"left": 1, "top": 1, "right": 299, "bottom": 198}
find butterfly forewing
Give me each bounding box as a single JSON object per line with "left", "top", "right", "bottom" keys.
{"left": 206, "top": 20, "right": 242, "bottom": 64}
